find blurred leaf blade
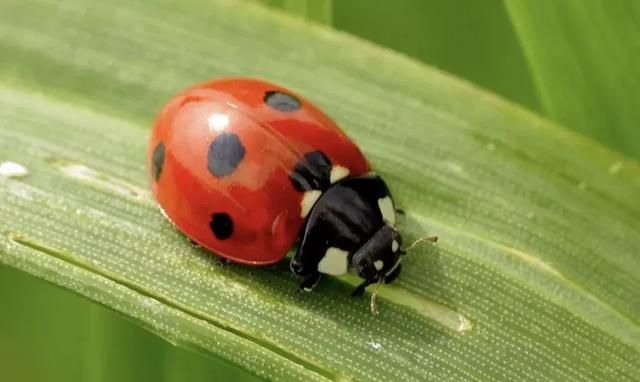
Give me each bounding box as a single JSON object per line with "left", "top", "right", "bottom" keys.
{"left": 0, "top": 0, "right": 639, "bottom": 381}
{"left": 255, "top": 0, "right": 333, "bottom": 24}
{"left": 331, "top": 0, "right": 541, "bottom": 112}
{"left": 505, "top": 0, "right": 640, "bottom": 159}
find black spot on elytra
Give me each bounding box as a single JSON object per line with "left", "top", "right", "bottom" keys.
{"left": 264, "top": 90, "right": 301, "bottom": 112}
{"left": 151, "top": 142, "right": 165, "bottom": 181}
{"left": 210, "top": 212, "right": 233, "bottom": 240}
{"left": 207, "top": 133, "right": 245, "bottom": 177}
{"left": 289, "top": 151, "right": 332, "bottom": 192}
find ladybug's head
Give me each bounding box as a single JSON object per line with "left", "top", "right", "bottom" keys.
{"left": 350, "top": 225, "right": 405, "bottom": 296}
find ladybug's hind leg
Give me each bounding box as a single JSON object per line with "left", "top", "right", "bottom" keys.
{"left": 298, "top": 273, "right": 321, "bottom": 292}
{"left": 215, "top": 256, "right": 230, "bottom": 267}
{"left": 187, "top": 238, "right": 202, "bottom": 248}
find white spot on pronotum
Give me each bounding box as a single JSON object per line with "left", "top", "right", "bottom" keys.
{"left": 377, "top": 196, "right": 395, "bottom": 225}
{"left": 391, "top": 240, "right": 399, "bottom": 252}
{"left": 0, "top": 161, "right": 28, "bottom": 178}
{"left": 373, "top": 260, "right": 384, "bottom": 271}
{"left": 300, "top": 190, "right": 322, "bottom": 217}
{"left": 608, "top": 161, "right": 623, "bottom": 174}
{"left": 317, "top": 247, "right": 349, "bottom": 276}
{"left": 330, "top": 165, "right": 350, "bottom": 183}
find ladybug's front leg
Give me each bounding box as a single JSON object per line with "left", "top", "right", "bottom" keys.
{"left": 350, "top": 279, "right": 374, "bottom": 297}
{"left": 298, "top": 273, "right": 321, "bottom": 292}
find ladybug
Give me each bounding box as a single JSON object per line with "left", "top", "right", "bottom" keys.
{"left": 148, "top": 78, "right": 408, "bottom": 296}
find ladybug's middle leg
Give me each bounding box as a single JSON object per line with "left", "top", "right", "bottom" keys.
{"left": 298, "top": 273, "right": 321, "bottom": 292}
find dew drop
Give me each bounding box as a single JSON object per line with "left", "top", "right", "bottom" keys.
{"left": 367, "top": 341, "right": 382, "bottom": 351}
{"left": 457, "top": 314, "right": 474, "bottom": 332}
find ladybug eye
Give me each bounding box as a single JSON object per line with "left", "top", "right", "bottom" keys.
{"left": 264, "top": 91, "right": 301, "bottom": 112}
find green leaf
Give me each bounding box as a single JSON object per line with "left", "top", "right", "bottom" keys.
{"left": 505, "top": 0, "right": 640, "bottom": 160}
{"left": 1, "top": 0, "right": 639, "bottom": 381}
{"left": 0, "top": 265, "right": 257, "bottom": 382}
{"left": 260, "top": 0, "right": 333, "bottom": 24}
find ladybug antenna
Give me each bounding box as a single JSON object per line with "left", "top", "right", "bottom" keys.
{"left": 402, "top": 235, "right": 438, "bottom": 254}
{"left": 370, "top": 278, "right": 385, "bottom": 315}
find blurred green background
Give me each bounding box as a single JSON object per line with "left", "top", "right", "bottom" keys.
{"left": 2, "top": 0, "right": 636, "bottom": 381}
{"left": 280, "top": 0, "right": 541, "bottom": 112}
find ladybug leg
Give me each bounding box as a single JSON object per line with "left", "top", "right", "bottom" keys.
{"left": 187, "top": 238, "right": 202, "bottom": 248}
{"left": 298, "top": 273, "right": 321, "bottom": 292}
{"left": 351, "top": 279, "right": 374, "bottom": 297}
{"left": 215, "top": 257, "right": 230, "bottom": 267}
{"left": 395, "top": 208, "right": 405, "bottom": 216}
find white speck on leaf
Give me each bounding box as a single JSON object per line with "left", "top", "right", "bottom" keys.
{"left": 457, "top": 314, "right": 474, "bottom": 332}
{"left": 608, "top": 161, "right": 623, "bottom": 174}
{"left": 0, "top": 161, "right": 29, "bottom": 178}
{"left": 443, "top": 161, "right": 464, "bottom": 174}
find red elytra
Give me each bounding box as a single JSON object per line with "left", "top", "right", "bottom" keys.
{"left": 148, "top": 78, "right": 369, "bottom": 265}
